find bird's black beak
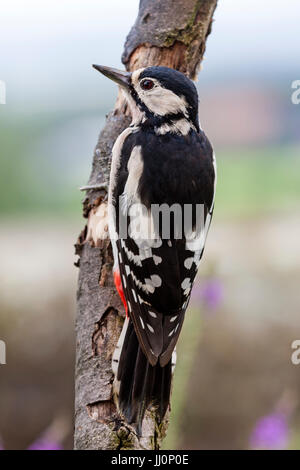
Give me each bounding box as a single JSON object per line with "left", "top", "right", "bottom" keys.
{"left": 93, "top": 64, "right": 131, "bottom": 90}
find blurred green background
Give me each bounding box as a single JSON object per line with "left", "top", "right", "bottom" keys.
{"left": 0, "top": 0, "right": 300, "bottom": 450}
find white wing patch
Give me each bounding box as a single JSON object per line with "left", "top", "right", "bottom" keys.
{"left": 125, "top": 266, "right": 162, "bottom": 295}
{"left": 144, "top": 274, "right": 162, "bottom": 294}
{"left": 131, "top": 288, "right": 137, "bottom": 302}
{"left": 181, "top": 277, "right": 192, "bottom": 296}
{"left": 149, "top": 311, "right": 157, "bottom": 318}
{"left": 184, "top": 257, "right": 194, "bottom": 269}
{"left": 153, "top": 255, "right": 162, "bottom": 265}
{"left": 120, "top": 145, "right": 144, "bottom": 214}
{"left": 121, "top": 241, "right": 143, "bottom": 267}
{"left": 139, "top": 316, "right": 145, "bottom": 329}
{"left": 108, "top": 126, "right": 139, "bottom": 271}
{"left": 147, "top": 323, "right": 154, "bottom": 333}
{"left": 125, "top": 265, "right": 130, "bottom": 276}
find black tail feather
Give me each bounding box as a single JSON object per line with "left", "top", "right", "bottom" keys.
{"left": 153, "top": 359, "right": 172, "bottom": 420}
{"left": 118, "top": 324, "right": 139, "bottom": 418}
{"left": 117, "top": 321, "right": 172, "bottom": 435}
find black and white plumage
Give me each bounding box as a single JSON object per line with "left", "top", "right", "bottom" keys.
{"left": 93, "top": 64, "right": 216, "bottom": 433}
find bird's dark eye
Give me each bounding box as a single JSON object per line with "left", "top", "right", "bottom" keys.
{"left": 140, "top": 79, "right": 154, "bottom": 90}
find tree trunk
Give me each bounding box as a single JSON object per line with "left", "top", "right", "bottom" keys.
{"left": 74, "top": 0, "right": 218, "bottom": 450}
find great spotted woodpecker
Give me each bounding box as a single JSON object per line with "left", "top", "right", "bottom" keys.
{"left": 93, "top": 64, "right": 216, "bottom": 433}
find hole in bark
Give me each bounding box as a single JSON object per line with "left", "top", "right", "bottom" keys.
{"left": 92, "top": 307, "right": 123, "bottom": 359}
{"left": 142, "top": 13, "right": 150, "bottom": 23}
{"left": 87, "top": 399, "right": 117, "bottom": 424}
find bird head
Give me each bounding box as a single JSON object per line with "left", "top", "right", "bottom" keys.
{"left": 93, "top": 64, "right": 199, "bottom": 133}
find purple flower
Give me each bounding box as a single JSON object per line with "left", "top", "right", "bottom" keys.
{"left": 27, "top": 415, "right": 67, "bottom": 450}
{"left": 0, "top": 435, "right": 63, "bottom": 451}
{"left": 250, "top": 412, "right": 289, "bottom": 450}
{"left": 0, "top": 416, "right": 66, "bottom": 450}
{"left": 191, "top": 278, "right": 223, "bottom": 311}
{"left": 27, "top": 437, "right": 63, "bottom": 451}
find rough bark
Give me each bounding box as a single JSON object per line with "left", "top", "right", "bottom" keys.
{"left": 74, "top": 0, "right": 218, "bottom": 450}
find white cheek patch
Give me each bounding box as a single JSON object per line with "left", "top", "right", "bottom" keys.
{"left": 140, "top": 87, "right": 188, "bottom": 117}
{"left": 132, "top": 70, "right": 189, "bottom": 117}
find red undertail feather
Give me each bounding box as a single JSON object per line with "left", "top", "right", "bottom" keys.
{"left": 114, "top": 269, "right": 128, "bottom": 317}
